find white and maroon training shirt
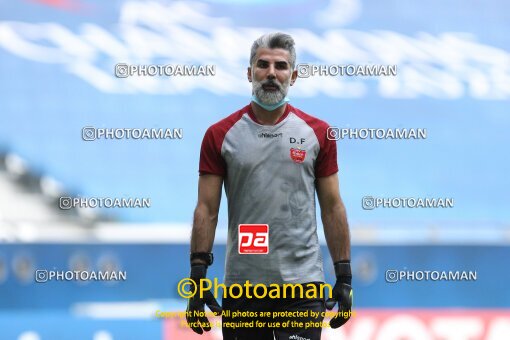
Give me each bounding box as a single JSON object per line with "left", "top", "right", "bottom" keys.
{"left": 199, "top": 103, "right": 338, "bottom": 286}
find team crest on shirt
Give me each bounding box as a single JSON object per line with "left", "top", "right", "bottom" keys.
{"left": 290, "top": 148, "right": 306, "bottom": 163}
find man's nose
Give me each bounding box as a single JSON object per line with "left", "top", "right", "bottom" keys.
{"left": 267, "top": 64, "right": 276, "bottom": 79}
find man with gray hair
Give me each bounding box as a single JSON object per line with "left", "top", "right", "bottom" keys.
{"left": 187, "top": 32, "right": 352, "bottom": 339}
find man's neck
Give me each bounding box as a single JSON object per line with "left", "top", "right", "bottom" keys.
{"left": 251, "top": 102, "right": 287, "bottom": 125}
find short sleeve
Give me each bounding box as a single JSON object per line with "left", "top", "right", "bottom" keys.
{"left": 199, "top": 127, "right": 226, "bottom": 176}
{"left": 315, "top": 125, "right": 338, "bottom": 178}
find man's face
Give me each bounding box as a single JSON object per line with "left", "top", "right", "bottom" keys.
{"left": 248, "top": 47, "right": 297, "bottom": 105}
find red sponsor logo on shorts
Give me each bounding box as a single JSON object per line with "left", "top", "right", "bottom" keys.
{"left": 290, "top": 148, "right": 306, "bottom": 163}
{"left": 238, "top": 224, "right": 269, "bottom": 254}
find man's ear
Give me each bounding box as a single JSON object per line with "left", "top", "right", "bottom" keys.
{"left": 247, "top": 67, "right": 252, "bottom": 82}
{"left": 290, "top": 69, "right": 298, "bottom": 86}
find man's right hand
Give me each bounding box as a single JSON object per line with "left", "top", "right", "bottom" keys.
{"left": 185, "top": 264, "right": 222, "bottom": 334}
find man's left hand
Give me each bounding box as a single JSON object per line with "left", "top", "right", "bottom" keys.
{"left": 325, "top": 261, "right": 353, "bottom": 328}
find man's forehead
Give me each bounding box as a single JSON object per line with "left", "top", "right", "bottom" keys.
{"left": 254, "top": 47, "right": 291, "bottom": 64}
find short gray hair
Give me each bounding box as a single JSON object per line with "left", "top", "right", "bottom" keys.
{"left": 250, "top": 32, "right": 296, "bottom": 70}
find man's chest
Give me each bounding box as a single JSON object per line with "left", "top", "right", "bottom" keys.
{"left": 221, "top": 121, "right": 320, "bottom": 173}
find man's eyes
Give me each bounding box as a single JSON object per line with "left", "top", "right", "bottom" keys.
{"left": 257, "top": 62, "right": 288, "bottom": 69}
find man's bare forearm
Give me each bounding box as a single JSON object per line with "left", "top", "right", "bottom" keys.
{"left": 190, "top": 174, "right": 222, "bottom": 265}
{"left": 190, "top": 203, "right": 218, "bottom": 254}
{"left": 322, "top": 201, "right": 351, "bottom": 262}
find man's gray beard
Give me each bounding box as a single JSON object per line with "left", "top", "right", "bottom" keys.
{"left": 252, "top": 79, "right": 290, "bottom": 105}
